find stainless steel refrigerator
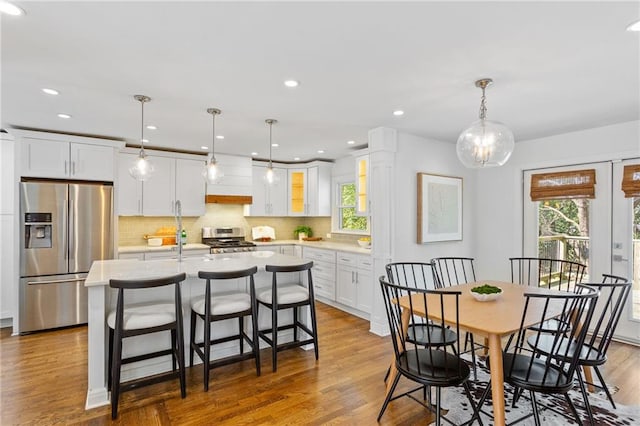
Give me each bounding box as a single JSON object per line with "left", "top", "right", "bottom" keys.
{"left": 19, "top": 180, "right": 113, "bottom": 333}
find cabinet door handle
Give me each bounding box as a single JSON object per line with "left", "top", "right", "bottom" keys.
{"left": 138, "top": 199, "right": 141, "bottom": 215}
{"left": 72, "top": 161, "right": 76, "bottom": 175}
{"left": 64, "top": 160, "right": 68, "bottom": 175}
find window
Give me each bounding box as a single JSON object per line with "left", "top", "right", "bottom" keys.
{"left": 336, "top": 181, "right": 368, "bottom": 233}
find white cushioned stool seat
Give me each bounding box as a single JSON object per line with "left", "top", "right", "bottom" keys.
{"left": 107, "top": 303, "right": 176, "bottom": 330}
{"left": 191, "top": 292, "right": 251, "bottom": 316}
{"left": 257, "top": 285, "right": 309, "bottom": 304}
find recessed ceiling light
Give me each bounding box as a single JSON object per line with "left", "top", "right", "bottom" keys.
{"left": 272, "top": 143, "right": 279, "bottom": 147}
{"left": 627, "top": 19, "right": 640, "bottom": 31}
{"left": 251, "top": 152, "right": 258, "bottom": 156}
{"left": 284, "top": 80, "right": 299, "bottom": 88}
{"left": 57, "top": 113, "right": 71, "bottom": 119}
{"left": 347, "top": 140, "right": 355, "bottom": 145}
{"left": 42, "top": 88, "right": 59, "bottom": 95}
{"left": 393, "top": 110, "right": 404, "bottom": 116}
{"left": 317, "top": 150, "right": 325, "bottom": 154}
{"left": 294, "top": 157, "right": 300, "bottom": 161}
{"left": 0, "top": 1, "right": 25, "bottom": 16}
{"left": 141, "top": 138, "right": 149, "bottom": 143}
{"left": 146, "top": 125, "right": 157, "bottom": 130}
{"left": 216, "top": 135, "right": 224, "bottom": 139}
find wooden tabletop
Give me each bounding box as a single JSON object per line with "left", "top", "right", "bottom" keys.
{"left": 397, "top": 280, "right": 566, "bottom": 338}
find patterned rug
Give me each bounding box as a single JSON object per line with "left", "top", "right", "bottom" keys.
{"left": 428, "top": 355, "right": 639, "bottom": 426}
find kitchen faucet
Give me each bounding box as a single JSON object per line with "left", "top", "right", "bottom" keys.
{"left": 174, "top": 200, "right": 183, "bottom": 262}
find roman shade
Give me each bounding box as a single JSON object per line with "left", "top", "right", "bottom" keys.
{"left": 621, "top": 164, "right": 640, "bottom": 198}
{"left": 530, "top": 169, "right": 596, "bottom": 201}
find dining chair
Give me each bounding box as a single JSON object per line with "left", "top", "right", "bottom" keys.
{"left": 190, "top": 266, "right": 260, "bottom": 392}
{"left": 431, "top": 256, "right": 482, "bottom": 380}
{"left": 108, "top": 273, "right": 187, "bottom": 419}
{"left": 384, "top": 262, "right": 458, "bottom": 383}
{"left": 257, "top": 261, "right": 319, "bottom": 372}
{"left": 527, "top": 278, "right": 631, "bottom": 424}
{"left": 509, "top": 257, "right": 586, "bottom": 291}
{"left": 476, "top": 284, "right": 599, "bottom": 425}
{"left": 378, "top": 276, "right": 483, "bottom": 425}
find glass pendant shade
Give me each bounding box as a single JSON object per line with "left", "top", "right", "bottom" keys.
{"left": 203, "top": 108, "right": 223, "bottom": 185}
{"left": 129, "top": 154, "right": 154, "bottom": 181}
{"left": 456, "top": 78, "right": 514, "bottom": 168}
{"left": 203, "top": 156, "right": 223, "bottom": 184}
{"left": 263, "top": 119, "right": 279, "bottom": 185}
{"left": 456, "top": 119, "right": 515, "bottom": 168}
{"left": 129, "top": 95, "right": 155, "bottom": 181}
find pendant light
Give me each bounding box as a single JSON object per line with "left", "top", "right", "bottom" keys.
{"left": 264, "top": 119, "right": 279, "bottom": 184}
{"left": 202, "top": 108, "right": 223, "bottom": 184}
{"left": 456, "top": 78, "right": 515, "bottom": 168}
{"left": 129, "top": 95, "right": 154, "bottom": 181}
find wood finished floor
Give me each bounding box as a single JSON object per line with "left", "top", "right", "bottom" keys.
{"left": 1, "top": 302, "right": 639, "bottom": 425}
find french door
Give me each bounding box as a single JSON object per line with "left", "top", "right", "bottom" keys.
{"left": 524, "top": 160, "right": 639, "bottom": 344}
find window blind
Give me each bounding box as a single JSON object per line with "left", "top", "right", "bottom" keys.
{"left": 530, "top": 169, "right": 596, "bottom": 201}
{"left": 621, "top": 164, "right": 640, "bottom": 198}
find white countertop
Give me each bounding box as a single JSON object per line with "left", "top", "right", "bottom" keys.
{"left": 86, "top": 251, "right": 309, "bottom": 287}
{"left": 118, "top": 243, "right": 210, "bottom": 253}
{"left": 253, "top": 239, "right": 372, "bottom": 254}
{"left": 118, "top": 240, "right": 371, "bottom": 255}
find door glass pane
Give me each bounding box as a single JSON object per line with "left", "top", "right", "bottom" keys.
{"left": 633, "top": 197, "right": 640, "bottom": 320}
{"left": 538, "top": 198, "right": 590, "bottom": 281}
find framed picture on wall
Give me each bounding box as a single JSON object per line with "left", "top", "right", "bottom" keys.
{"left": 417, "top": 173, "right": 463, "bottom": 243}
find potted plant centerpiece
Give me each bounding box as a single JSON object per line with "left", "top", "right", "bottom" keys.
{"left": 293, "top": 225, "right": 313, "bottom": 241}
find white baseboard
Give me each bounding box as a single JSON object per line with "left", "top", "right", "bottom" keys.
{"left": 0, "top": 317, "right": 13, "bottom": 329}
{"left": 85, "top": 387, "right": 110, "bottom": 410}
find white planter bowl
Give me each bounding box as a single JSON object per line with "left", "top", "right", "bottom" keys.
{"left": 470, "top": 287, "right": 502, "bottom": 302}
{"left": 357, "top": 240, "right": 371, "bottom": 248}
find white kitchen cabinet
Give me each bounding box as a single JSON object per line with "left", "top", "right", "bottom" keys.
{"left": 175, "top": 158, "right": 206, "bottom": 216}
{"left": 354, "top": 153, "right": 369, "bottom": 215}
{"left": 248, "top": 165, "right": 287, "bottom": 216}
{"left": 117, "top": 152, "right": 205, "bottom": 217}
{"left": 288, "top": 163, "right": 331, "bottom": 217}
{"left": 303, "top": 247, "right": 336, "bottom": 301}
{"left": 21, "top": 138, "right": 115, "bottom": 181}
{"left": 336, "top": 252, "right": 372, "bottom": 313}
{"left": 256, "top": 244, "right": 300, "bottom": 257}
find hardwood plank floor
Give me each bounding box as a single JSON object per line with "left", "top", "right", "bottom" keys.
{"left": 1, "top": 302, "right": 638, "bottom": 425}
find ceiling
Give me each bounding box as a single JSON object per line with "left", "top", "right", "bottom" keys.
{"left": 2, "top": 1, "right": 638, "bottom": 163}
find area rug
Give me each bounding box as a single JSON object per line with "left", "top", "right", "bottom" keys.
{"left": 427, "top": 355, "right": 639, "bottom": 426}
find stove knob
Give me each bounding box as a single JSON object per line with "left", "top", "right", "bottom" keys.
{"left": 234, "top": 248, "right": 241, "bottom": 252}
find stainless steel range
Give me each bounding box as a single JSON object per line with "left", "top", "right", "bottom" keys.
{"left": 202, "top": 227, "right": 256, "bottom": 254}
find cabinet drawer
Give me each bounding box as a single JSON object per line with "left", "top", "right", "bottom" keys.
{"left": 357, "top": 256, "right": 373, "bottom": 270}
{"left": 310, "top": 259, "right": 335, "bottom": 281}
{"left": 337, "top": 253, "right": 358, "bottom": 266}
{"left": 303, "top": 247, "right": 336, "bottom": 263}
{"left": 313, "top": 277, "right": 335, "bottom": 300}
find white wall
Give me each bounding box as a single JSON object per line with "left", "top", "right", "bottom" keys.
{"left": 393, "top": 132, "right": 477, "bottom": 263}
{"left": 474, "top": 120, "right": 640, "bottom": 281}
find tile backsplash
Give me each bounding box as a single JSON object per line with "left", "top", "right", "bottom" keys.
{"left": 118, "top": 204, "right": 350, "bottom": 246}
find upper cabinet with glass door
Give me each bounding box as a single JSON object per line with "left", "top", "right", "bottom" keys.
{"left": 354, "top": 153, "right": 369, "bottom": 215}
{"left": 287, "top": 162, "right": 332, "bottom": 217}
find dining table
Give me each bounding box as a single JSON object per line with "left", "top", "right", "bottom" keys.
{"left": 386, "top": 280, "right": 567, "bottom": 426}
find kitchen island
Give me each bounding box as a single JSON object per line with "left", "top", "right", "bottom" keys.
{"left": 84, "top": 251, "right": 310, "bottom": 410}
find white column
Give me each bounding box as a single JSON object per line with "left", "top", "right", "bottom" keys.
{"left": 367, "top": 127, "right": 397, "bottom": 336}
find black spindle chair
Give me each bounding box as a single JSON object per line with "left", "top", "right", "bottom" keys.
{"left": 510, "top": 257, "right": 586, "bottom": 291}
{"left": 528, "top": 276, "right": 631, "bottom": 424}
{"left": 378, "top": 276, "right": 482, "bottom": 425}
{"left": 431, "top": 257, "right": 482, "bottom": 380}
{"left": 108, "top": 273, "right": 187, "bottom": 420}
{"left": 477, "top": 284, "right": 599, "bottom": 425}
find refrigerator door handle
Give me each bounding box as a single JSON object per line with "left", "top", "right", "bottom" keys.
{"left": 68, "top": 199, "right": 74, "bottom": 262}
{"left": 27, "top": 278, "right": 85, "bottom": 285}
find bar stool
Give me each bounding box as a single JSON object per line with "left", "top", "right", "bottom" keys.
{"left": 190, "top": 267, "right": 260, "bottom": 391}
{"left": 107, "top": 272, "right": 187, "bottom": 420}
{"left": 257, "top": 261, "right": 319, "bottom": 372}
